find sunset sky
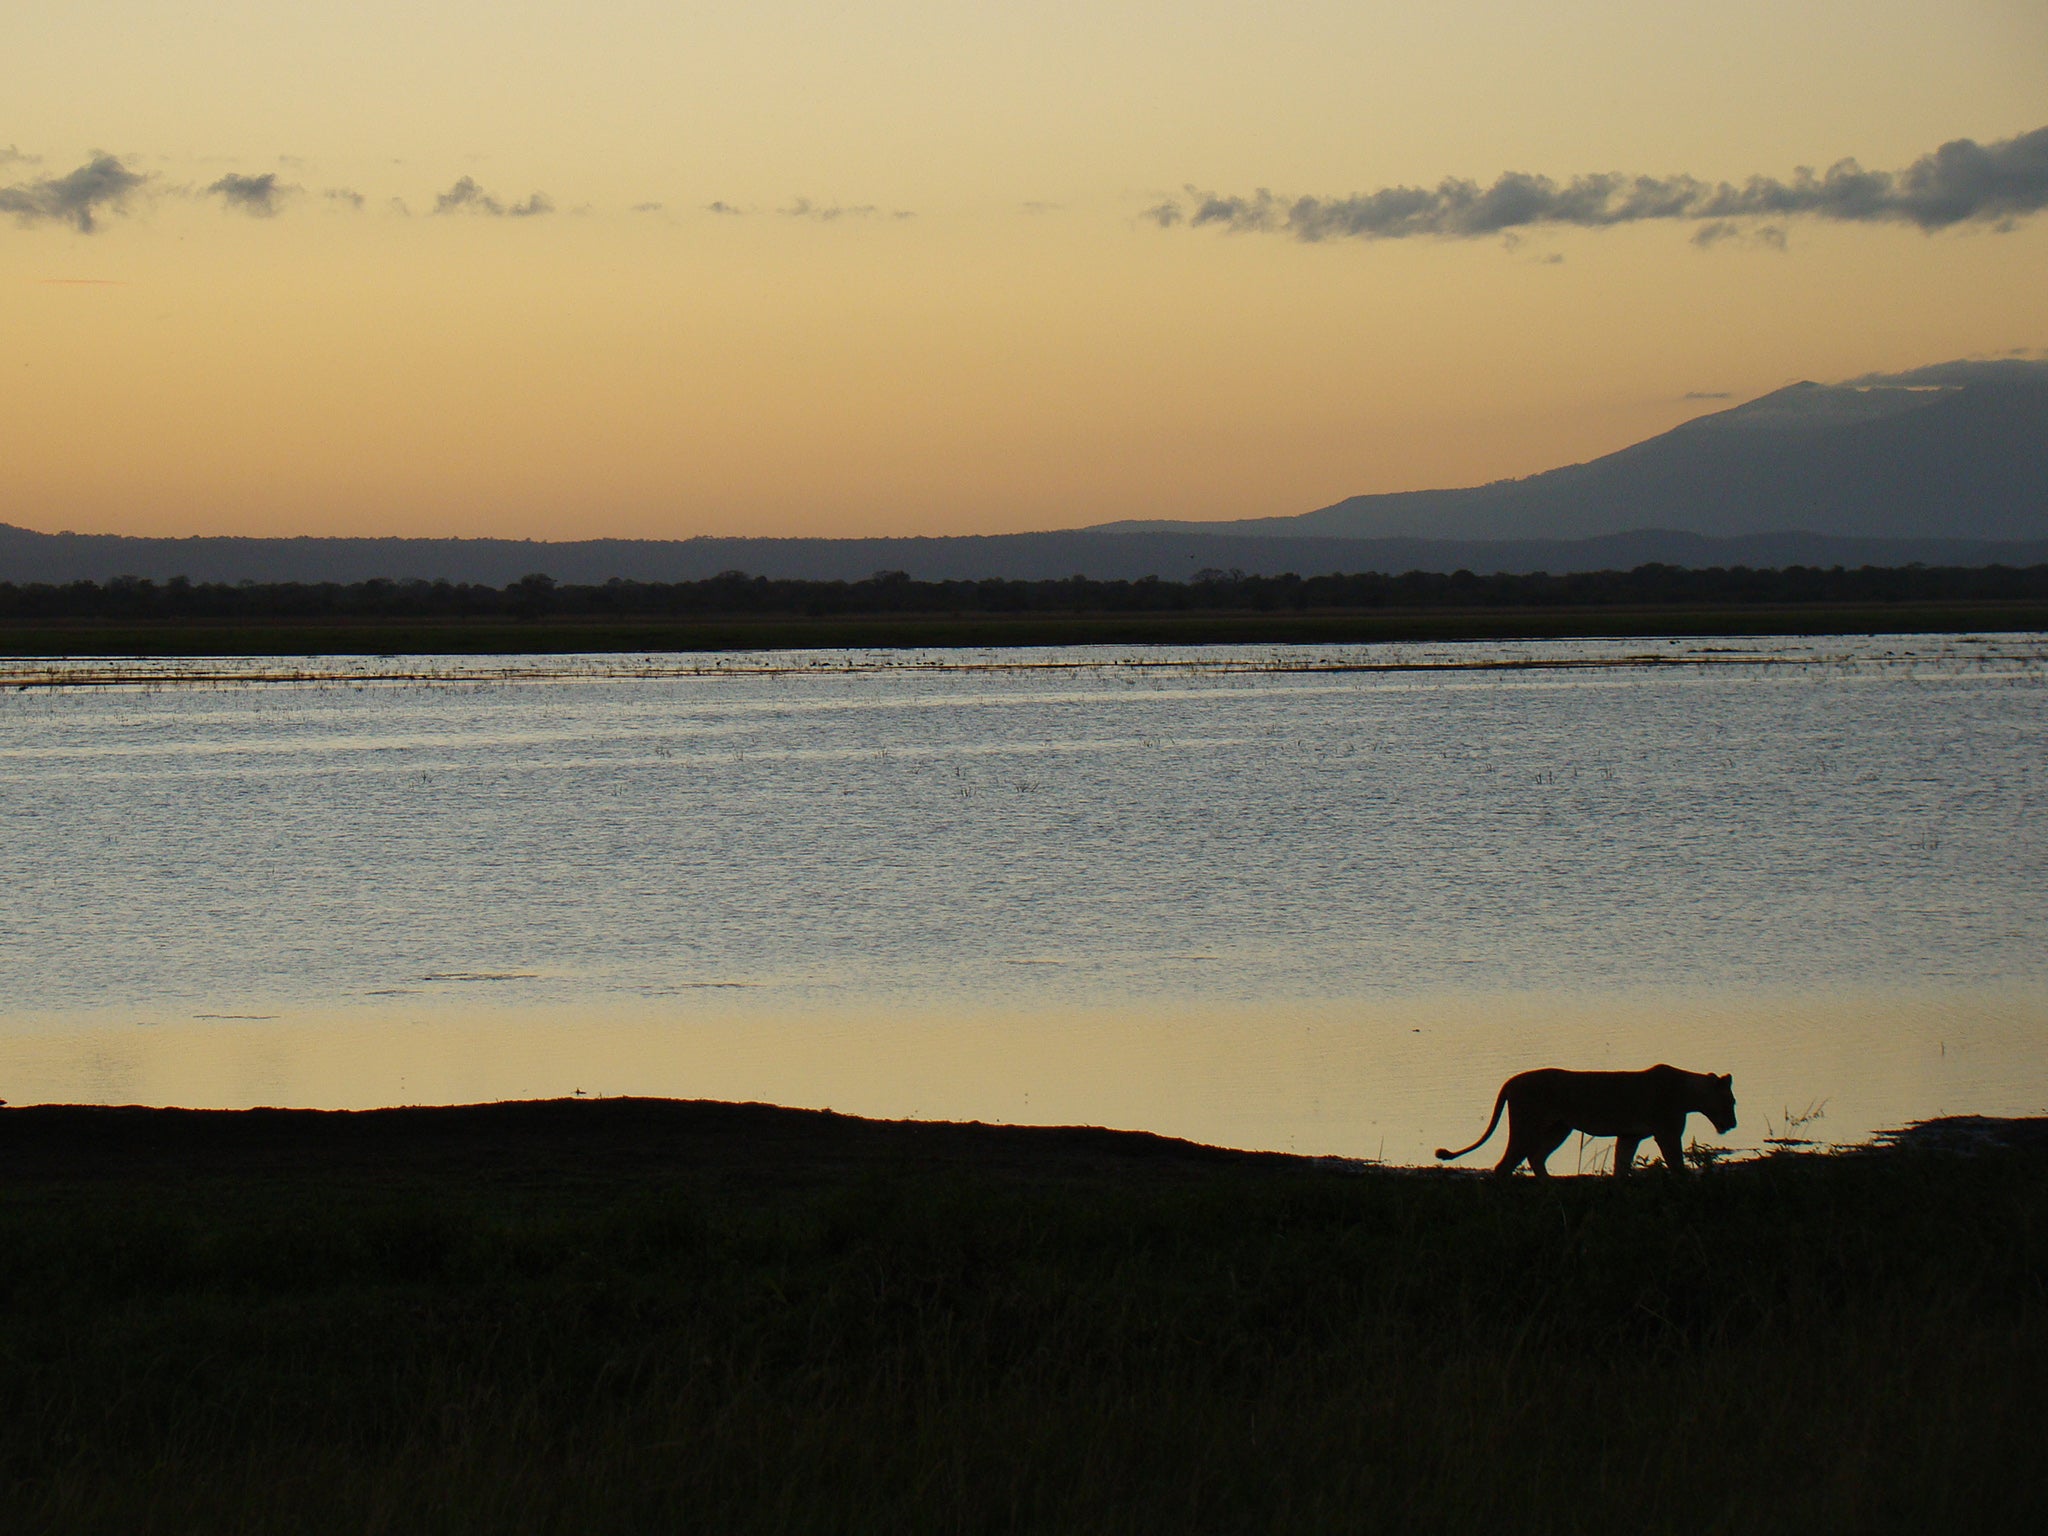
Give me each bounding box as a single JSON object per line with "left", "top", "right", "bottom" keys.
{"left": 5, "top": 2, "right": 2046, "bottom": 541}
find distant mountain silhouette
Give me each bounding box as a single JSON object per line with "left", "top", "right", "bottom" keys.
{"left": 4, "top": 360, "right": 2044, "bottom": 583}
{"left": 1093, "top": 359, "right": 2048, "bottom": 544}
{"left": 4, "top": 523, "right": 2043, "bottom": 585}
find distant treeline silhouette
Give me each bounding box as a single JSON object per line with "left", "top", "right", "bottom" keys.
{"left": 3, "top": 563, "right": 2045, "bottom": 622}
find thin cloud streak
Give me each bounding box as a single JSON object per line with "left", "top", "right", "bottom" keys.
{"left": 1846, "top": 358, "right": 2048, "bottom": 388}
{"left": 780, "top": 197, "right": 914, "bottom": 221}
{"left": 782, "top": 197, "right": 874, "bottom": 220}
{"left": 1151, "top": 125, "right": 2048, "bottom": 246}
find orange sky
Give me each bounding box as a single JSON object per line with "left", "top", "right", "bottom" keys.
{"left": 4, "top": 2, "right": 2046, "bottom": 539}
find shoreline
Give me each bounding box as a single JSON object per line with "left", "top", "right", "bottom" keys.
{"left": 4, "top": 597, "right": 2047, "bottom": 656}
{"left": 0, "top": 1096, "right": 1291, "bottom": 1187}
{"left": 5, "top": 1095, "right": 2041, "bottom": 1183}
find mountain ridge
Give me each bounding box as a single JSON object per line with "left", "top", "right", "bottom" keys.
{"left": 1090, "top": 359, "right": 2048, "bottom": 545}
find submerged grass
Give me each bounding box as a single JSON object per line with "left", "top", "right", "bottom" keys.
{"left": 0, "top": 1102, "right": 2041, "bottom": 1533}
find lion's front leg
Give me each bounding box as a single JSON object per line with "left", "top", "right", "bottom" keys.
{"left": 1654, "top": 1125, "right": 1689, "bottom": 1173}
{"left": 1613, "top": 1135, "right": 1642, "bottom": 1177}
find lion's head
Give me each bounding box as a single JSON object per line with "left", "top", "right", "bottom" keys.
{"left": 1704, "top": 1073, "right": 1738, "bottom": 1134}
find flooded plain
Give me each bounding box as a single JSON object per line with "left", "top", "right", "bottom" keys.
{"left": 2, "top": 635, "right": 2043, "bottom": 1163}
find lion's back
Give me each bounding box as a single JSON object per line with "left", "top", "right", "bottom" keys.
{"left": 1506, "top": 1065, "right": 1717, "bottom": 1134}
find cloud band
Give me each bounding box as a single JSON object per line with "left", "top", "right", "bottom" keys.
{"left": 1148, "top": 125, "right": 2048, "bottom": 244}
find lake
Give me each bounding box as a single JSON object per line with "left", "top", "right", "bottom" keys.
{"left": 2, "top": 634, "right": 2042, "bottom": 1164}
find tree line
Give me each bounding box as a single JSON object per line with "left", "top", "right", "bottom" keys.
{"left": 1, "top": 563, "right": 2044, "bottom": 622}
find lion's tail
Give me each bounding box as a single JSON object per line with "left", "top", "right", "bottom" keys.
{"left": 1435, "top": 1084, "right": 1510, "bottom": 1162}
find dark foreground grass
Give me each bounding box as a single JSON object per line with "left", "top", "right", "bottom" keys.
{"left": 1, "top": 1100, "right": 2042, "bottom": 1534}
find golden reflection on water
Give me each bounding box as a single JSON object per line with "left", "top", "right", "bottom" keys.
{"left": 5, "top": 986, "right": 2041, "bottom": 1166}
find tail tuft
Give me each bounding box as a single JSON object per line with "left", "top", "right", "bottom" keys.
{"left": 1434, "top": 1147, "right": 1455, "bottom": 1160}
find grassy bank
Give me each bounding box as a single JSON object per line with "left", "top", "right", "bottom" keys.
{"left": 4, "top": 598, "right": 2047, "bottom": 655}
{"left": 1, "top": 1099, "right": 2042, "bottom": 1533}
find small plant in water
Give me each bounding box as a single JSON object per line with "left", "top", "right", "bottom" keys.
{"left": 1764, "top": 1098, "right": 1829, "bottom": 1148}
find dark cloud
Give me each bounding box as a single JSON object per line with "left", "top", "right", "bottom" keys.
{"left": 324, "top": 187, "right": 366, "bottom": 210}
{"left": 207, "top": 171, "right": 292, "bottom": 217}
{"left": 432, "top": 176, "right": 552, "bottom": 217}
{"left": 0, "top": 152, "right": 148, "bottom": 233}
{"left": 1684, "top": 390, "right": 1734, "bottom": 400}
{"left": 706, "top": 200, "right": 743, "bottom": 215}
{"left": 1154, "top": 125, "right": 2048, "bottom": 247}
{"left": 1, "top": 145, "right": 41, "bottom": 168}
{"left": 631, "top": 201, "right": 664, "bottom": 213}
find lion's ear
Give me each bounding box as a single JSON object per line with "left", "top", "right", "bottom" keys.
{"left": 1719, "top": 1074, "right": 1732, "bottom": 1086}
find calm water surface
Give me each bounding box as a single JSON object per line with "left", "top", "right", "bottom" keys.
{"left": 3, "top": 635, "right": 2043, "bottom": 1162}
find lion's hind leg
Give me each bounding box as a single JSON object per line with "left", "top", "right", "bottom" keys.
{"left": 1522, "top": 1122, "right": 1570, "bottom": 1178}
{"left": 1493, "top": 1099, "right": 1534, "bottom": 1177}
{"left": 1499, "top": 1118, "right": 1569, "bottom": 1178}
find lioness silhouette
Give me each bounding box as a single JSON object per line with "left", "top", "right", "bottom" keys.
{"left": 1435, "top": 1065, "right": 1737, "bottom": 1177}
